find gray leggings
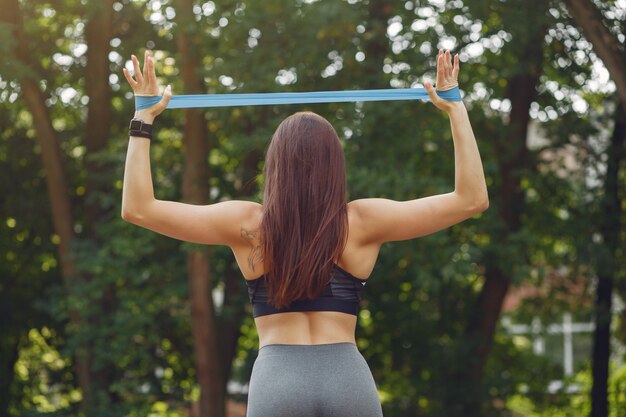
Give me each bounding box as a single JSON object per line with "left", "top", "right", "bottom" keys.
{"left": 246, "top": 342, "right": 384, "bottom": 417}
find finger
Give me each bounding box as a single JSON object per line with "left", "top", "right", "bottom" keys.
{"left": 445, "top": 50, "right": 453, "bottom": 79}
{"left": 152, "top": 85, "right": 172, "bottom": 115}
{"left": 147, "top": 52, "right": 154, "bottom": 74}
{"left": 132, "top": 54, "right": 144, "bottom": 83}
{"left": 452, "top": 54, "right": 460, "bottom": 80}
{"left": 437, "top": 50, "right": 444, "bottom": 83}
{"left": 148, "top": 54, "right": 157, "bottom": 85}
{"left": 142, "top": 50, "right": 151, "bottom": 83}
{"left": 122, "top": 68, "right": 138, "bottom": 88}
{"left": 143, "top": 55, "right": 153, "bottom": 90}
{"left": 161, "top": 84, "right": 172, "bottom": 108}
{"left": 424, "top": 80, "right": 441, "bottom": 105}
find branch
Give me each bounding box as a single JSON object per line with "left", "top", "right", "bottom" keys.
{"left": 562, "top": 0, "right": 626, "bottom": 109}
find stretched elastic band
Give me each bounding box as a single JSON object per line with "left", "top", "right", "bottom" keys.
{"left": 134, "top": 86, "right": 461, "bottom": 110}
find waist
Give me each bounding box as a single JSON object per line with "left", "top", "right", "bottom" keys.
{"left": 255, "top": 310, "right": 358, "bottom": 348}
{"left": 258, "top": 341, "right": 358, "bottom": 353}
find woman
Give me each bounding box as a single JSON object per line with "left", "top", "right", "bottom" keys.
{"left": 122, "top": 48, "right": 488, "bottom": 416}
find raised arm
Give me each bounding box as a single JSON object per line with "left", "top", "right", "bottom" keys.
{"left": 120, "top": 51, "right": 256, "bottom": 247}
{"left": 349, "top": 49, "right": 488, "bottom": 246}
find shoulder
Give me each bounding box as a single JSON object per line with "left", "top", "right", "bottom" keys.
{"left": 346, "top": 198, "right": 389, "bottom": 237}
{"left": 222, "top": 200, "right": 263, "bottom": 218}
{"left": 229, "top": 201, "right": 263, "bottom": 249}
{"left": 346, "top": 199, "right": 375, "bottom": 242}
{"left": 237, "top": 201, "right": 264, "bottom": 234}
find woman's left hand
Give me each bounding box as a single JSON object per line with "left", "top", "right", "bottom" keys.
{"left": 123, "top": 50, "right": 171, "bottom": 123}
{"left": 424, "top": 49, "right": 460, "bottom": 113}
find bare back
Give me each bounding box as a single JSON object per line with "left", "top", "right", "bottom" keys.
{"left": 232, "top": 202, "right": 381, "bottom": 349}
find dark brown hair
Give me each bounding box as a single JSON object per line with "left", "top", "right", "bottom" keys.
{"left": 261, "top": 111, "right": 348, "bottom": 309}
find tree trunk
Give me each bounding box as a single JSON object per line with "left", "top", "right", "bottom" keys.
{"left": 175, "top": 1, "right": 225, "bottom": 416}
{"left": 83, "top": 0, "right": 117, "bottom": 404}
{"left": 592, "top": 277, "right": 613, "bottom": 417}
{"left": 1, "top": 0, "right": 93, "bottom": 412}
{"left": 84, "top": 0, "right": 114, "bottom": 230}
{"left": 559, "top": 3, "right": 626, "bottom": 415}
{"left": 462, "top": 12, "right": 546, "bottom": 414}
{"left": 470, "top": 67, "right": 542, "bottom": 377}
{"left": 186, "top": 249, "right": 223, "bottom": 417}
{"left": 591, "top": 103, "right": 624, "bottom": 417}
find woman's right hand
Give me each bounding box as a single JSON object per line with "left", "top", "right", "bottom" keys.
{"left": 424, "top": 49, "right": 460, "bottom": 113}
{"left": 123, "top": 50, "right": 171, "bottom": 123}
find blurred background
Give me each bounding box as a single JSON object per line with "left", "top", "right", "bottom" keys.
{"left": 1, "top": 0, "right": 625, "bottom": 416}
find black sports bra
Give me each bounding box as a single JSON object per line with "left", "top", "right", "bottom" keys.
{"left": 246, "top": 264, "right": 368, "bottom": 318}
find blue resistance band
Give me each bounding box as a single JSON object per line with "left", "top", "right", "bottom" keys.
{"left": 134, "top": 86, "right": 461, "bottom": 110}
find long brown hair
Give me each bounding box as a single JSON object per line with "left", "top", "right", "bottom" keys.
{"left": 261, "top": 111, "right": 348, "bottom": 309}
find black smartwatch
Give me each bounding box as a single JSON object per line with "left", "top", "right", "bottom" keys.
{"left": 129, "top": 118, "right": 153, "bottom": 139}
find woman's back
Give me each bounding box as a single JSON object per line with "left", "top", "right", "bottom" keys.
{"left": 234, "top": 201, "right": 381, "bottom": 348}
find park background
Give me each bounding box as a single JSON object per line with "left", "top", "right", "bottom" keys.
{"left": 1, "top": 0, "right": 625, "bottom": 416}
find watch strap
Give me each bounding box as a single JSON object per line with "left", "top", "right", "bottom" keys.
{"left": 129, "top": 118, "right": 153, "bottom": 139}
{"left": 129, "top": 130, "right": 153, "bottom": 139}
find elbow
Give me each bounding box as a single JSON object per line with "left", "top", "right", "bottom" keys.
{"left": 462, "top": 193, "right": 489, "bottom": 214}
{"left": 473, "top": 194, "right": 489, "bottom": 213}
{"left": 121, "top": 207, "right": 134, "bottom": 222}
{"left": 121, "top": 197, "right": 154, "bottom": 223}
{"left": 477, "top": 197, "right": 489, "bottom": 212}
{"left": 456, "top": 190, "right": 489, "bottom": 214}
{"left": 121, "top": 207, "right": 142, "bottom": 223}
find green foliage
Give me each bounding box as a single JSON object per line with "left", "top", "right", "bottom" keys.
{"left": 507, "top": 363, "right": 626, "bottom": 417}
{"left": 1, "top": 0, "right": 624, "bottom": 416}
{"left": 11, "top": 328, "right": 80, "bottom": 414}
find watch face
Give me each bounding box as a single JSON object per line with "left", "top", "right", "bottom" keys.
{"left": 129, "top": 119, "right": 143, "bottom": 130}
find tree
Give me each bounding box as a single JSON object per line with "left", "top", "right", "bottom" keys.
{"left": 1, "top": 0, "right": 93, "bottom": 412}
{"left": 563, "top": 0, "right": 626, "bottom": 110}
{"left": 173, "top": 0, "right": 224, "bottom": 415}
{"left": 561, "top": 1, "right": 626, "bottom": 415}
